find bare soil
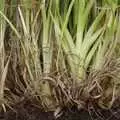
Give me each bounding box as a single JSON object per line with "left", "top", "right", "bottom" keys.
{"left": 0, "top": 99, "right": 120, "bottom": 120}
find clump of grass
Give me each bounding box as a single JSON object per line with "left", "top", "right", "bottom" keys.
{"left": 51, "top": 0, "right": 120, "bottom": 109}
{"left": 85, "top": 0, "right": 120, "bottom": 109}
{"left": 0, "top": 0, "right": 120, "bottom": 112}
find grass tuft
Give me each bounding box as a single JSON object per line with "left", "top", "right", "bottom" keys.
{"left": 0, "top": 0, "right": 120, "bottom": 112}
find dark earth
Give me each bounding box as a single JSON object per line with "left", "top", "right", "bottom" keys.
{"left": 0, "top": 99, "right": 120, "bottom": 120}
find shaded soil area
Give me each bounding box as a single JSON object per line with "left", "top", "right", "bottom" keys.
{"left": 0, "top": 100, "right": 120, "bottom": 120}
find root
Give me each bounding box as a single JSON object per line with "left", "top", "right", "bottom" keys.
{"left": 86, "top": 58, "right": 120, "bottom": 109}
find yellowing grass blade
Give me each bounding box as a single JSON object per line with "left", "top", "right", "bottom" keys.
{"left": 0, "top": 11, "right": 21, "bottom": 39}
{"left": 0, "top": 55, "right": 10, "bottom": 100}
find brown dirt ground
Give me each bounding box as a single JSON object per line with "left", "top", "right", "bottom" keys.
{"left": 0, "top": 100, "right": 120, "bottom": 120}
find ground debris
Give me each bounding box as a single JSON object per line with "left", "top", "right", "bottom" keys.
{"left": 0, "top": 100, "right": 120, "bottom": 120}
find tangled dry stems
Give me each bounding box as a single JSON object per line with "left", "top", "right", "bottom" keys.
{"left": 46, "top": 58, "right": 120, "bottom": 110}
{"left": 86, "top": 58, "right": 120, "bottom": 109}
